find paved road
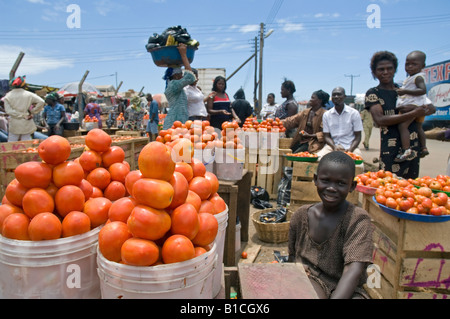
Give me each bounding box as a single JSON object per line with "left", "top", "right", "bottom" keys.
{"left": 360, "top": 127, "right": 450, "bottom": 178}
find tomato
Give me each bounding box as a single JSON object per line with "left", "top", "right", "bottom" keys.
{"left": 385, "top": 197, "right": 398, "bottom": 209}
{"left": 398, "top": 198, "right": 414, "bottom": 212}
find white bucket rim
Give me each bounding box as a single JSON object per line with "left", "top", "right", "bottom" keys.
{"left": 99, "top": 256, "right": 217, "bottom": 297}
{"left": 96, "top": 242, "right": 217, "bottom": 279}
{"left": 97, "top": 254, "right": 217, "bottom": 287}
{"left": 0, "top": 226, "right": 101, "bottom": 253}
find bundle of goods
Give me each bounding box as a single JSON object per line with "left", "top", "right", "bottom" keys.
{"left": 145, "top": 26, "right": 200, "bottom": 67}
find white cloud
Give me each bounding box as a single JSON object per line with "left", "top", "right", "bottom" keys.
{"left": 282, "top": 22, "right": 304, "bottom": 32}
{"left": 26, "top": 0, "right": 49, "bottom": 4}
{"left": 0, "top": 45, "right": 74, "bottom": 77}
{"left": 230, "top": 24, "right": 260, "bottom": 33}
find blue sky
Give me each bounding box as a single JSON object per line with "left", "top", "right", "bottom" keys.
{"left": 1, "top": 0, "right": 450, "bottom": 106}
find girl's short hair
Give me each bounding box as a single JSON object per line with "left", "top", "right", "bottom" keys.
{"left": 370, "top": 51, "right": 398, "bottom": 77}
{"left": 317, "top": 151, "right": 356, "bottom": 179}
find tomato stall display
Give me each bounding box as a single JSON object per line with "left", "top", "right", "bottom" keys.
{"left": 356, "top": 170, "right": 450, "bottom": 217}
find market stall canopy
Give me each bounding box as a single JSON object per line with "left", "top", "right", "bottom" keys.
{"left": 96, "top": 85, "right": 116, "bottom": 98}
{"left": 58, "top": 81, "right": 104, "bottom": 98}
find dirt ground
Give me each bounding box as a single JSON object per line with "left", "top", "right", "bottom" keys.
{"left": 236, "top": 200, "right": 290, "bottom": 264}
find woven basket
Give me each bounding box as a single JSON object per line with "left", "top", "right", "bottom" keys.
{"left": 252, "top": 208, "right": 293, "bottom": 243}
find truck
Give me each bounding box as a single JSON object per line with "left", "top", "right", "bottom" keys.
{"left": 196, "top": 68, "right": 226, "bottom": 96}
{"left": 423, "top": 59, "right": 450, "bottom": 130}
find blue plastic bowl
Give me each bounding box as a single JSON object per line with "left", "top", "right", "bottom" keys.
{"left": 148, "top": 45, "right": 197, "bottom": 67}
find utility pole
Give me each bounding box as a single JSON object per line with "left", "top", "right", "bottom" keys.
{"left": 253, "top": 36, "right": 258, "bottom": 112}
{"left": 257, "top": 24, "right": 274, "bottom": 117}
{"left": 345, "top": 74, "right": 360, "bottom": 96}
{"left": 258, "top": 23, "right": 264, "bottom": 116}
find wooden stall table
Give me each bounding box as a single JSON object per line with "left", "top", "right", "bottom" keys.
{"left": 102, "top": 127, "right": 120, "bottom": 135}
{"left": 238, "top": 263, "right": 318, "bottom": 299}
{"left": 116, "top": 130, "right": 142, "bottom": 137}
{"left": 217, "top": 169, "right": 252, "bottom": 267}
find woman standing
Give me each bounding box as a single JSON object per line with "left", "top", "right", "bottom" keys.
{"left": 282, "top": 90, "right": 329, "bottom": 154}
{"left": 125, "top": 96, "right": 145, "bottom": 131}
{"left": 3, "top": 76, "right": 45, "bottom": 142}
{"left": 365, "top": 51, "right": 435, "bottom": 179}
{"left": 84, "top": 95, "right": 103, "bottom": 128}
{"left": 275, "top": 79, "right": 298, "bottom": 137}
{"left": 206, "top": 76, "right": 240, "bottom": 130}
{"left": 184, "top": 68, "right": 208, "bottom": 121}
{"left": 162, "top": 43, "right": 196, "bottom": 130}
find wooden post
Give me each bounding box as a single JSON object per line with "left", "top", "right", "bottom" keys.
{"left": 114, "top": 81, "right": 123, "bottom": 96}
{"left": 9, "top": 52, "right": 25, "bottom": 81}
{"left": 77, "top": 70, "right": 89, "bottom": 123}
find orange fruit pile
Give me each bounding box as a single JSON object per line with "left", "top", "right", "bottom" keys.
{"left": 156, "top": 120, "right": 244, "bottom": 150}
{"left": 242, "top": 117, "right": 286, "bottom": 133}
{"left": 0, "top": 133, "right": 114, "bottom": 240}
{"left": 98, "top": 140, "right": 227, "bottom": 266}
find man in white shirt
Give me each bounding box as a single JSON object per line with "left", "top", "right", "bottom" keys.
{"left": 317, "top": 87, "right": 363, "bottom": 159}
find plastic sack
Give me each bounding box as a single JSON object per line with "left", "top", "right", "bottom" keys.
{"left": 146, "top": 25, "right": 199, "bottom": 51}
{"left": 277, "top": 167, "right": 292, "bottom": 207}
{"left": 251, "top": 186, "right": 269, "bottom": 202}
{"left": 259, "top": 207, "right": 287, "bottom": 223}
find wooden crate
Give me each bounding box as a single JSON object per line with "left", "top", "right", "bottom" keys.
{"left": 111, "top": 137, "right": 148, "bottom": 171}
{"left": 0, "top": 146, "right": 85, "bottom": 198}
{"left": 116, "top": 130, "right": 142, "bottom": 137}
{"left": 289, "top": 161, "right": 362, "bottom": 209}
{"left": 256, "top": 148, "right": 292, "bottom": 199}
{"left": 363, "top": 194, "right": 450, "bottom": 299}
{"left": 244, "top": 148, "right": 258, "bottom": 186}
{"left": 279, "top": 138, "right": 293, "bottom": 150}
{"left": 0, "top": 140, "right": 42, "bottom": 152}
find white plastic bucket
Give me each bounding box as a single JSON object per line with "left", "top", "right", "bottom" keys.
{"left": 0, "top": 226, "right": 101, "bottom": 299}
{"left": 212, "top": 206, "right": 229, "bottom": 297}
{"left": 214, "top": 148, "right": 244, "bottom": 181}
{"left": 97, "top": 243, "right": 217, "bottom": 299}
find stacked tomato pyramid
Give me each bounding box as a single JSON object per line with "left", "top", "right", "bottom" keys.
{"left": 98, "top": 138, "right": 227, "bottom": 266}
{"left": 0, "top": 130, "right": 125, "bottom": 241}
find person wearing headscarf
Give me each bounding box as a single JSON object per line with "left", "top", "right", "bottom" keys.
{"left": 162, "top": 43, "right": 196, "bottom": 130}
{"left": 282, "top": 89, "right": 329, "bottom": 154}
{"left": 231, "top": 88, "right": 253, "bottom": 127}
{"left": 124, "top": 95, "right": 145, "bottom": 131}
{"left": 43, "top": 92, "right": 66, "bottom": 137}
{"left": 3, "top": 76, "right": 45, "bottom": 142}
{"left": 84, "top": 95, "right": 103, "bottom": 128}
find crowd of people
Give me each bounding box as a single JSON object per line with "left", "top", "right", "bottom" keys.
{"left": 0, "top": 44, "right": 442, "bottom": 300}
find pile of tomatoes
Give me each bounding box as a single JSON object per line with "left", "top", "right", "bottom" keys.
{"left": 285, "top": 151, "right": 318, "bottom": 158}
{"left": 98, "top": 140, "right": 226, "bottom": 266}
{"left": 84, "top": 115, "right": 98, "bottom": 123}
{"left": 156, "top": 120, "right": 244, "bottom": 150}
{"left": 1, "top": 129, "right": 227, "bottom": 267}
{"left": 356, "top": 170, "right": 450, "bottom": 216}
{"left": 0, "top": 131, "right": 127, "bottom": 241}
{"left": 242, "top": 117, "right": 286, "bottom": 133}
{"left": 345, "top": 151, "right": 363, "bottom": 161}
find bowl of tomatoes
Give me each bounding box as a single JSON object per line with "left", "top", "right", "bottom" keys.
{"left": 285, "top": 152, "right": 318, "bottom": 162}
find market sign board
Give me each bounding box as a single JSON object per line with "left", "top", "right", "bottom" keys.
{"left": 423, "top": 59, "right": 450, "bottom": 122}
